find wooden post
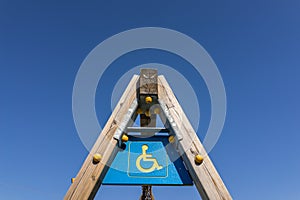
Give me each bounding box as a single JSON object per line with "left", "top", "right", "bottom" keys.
{"left": 64, "top": 75, "right": 139, "bottom": 200}
{"left": 138, "top": 69, "right": 158, "bottom": 200}
{"left": 157, "top": 75, "right": 232, "bottom": 200}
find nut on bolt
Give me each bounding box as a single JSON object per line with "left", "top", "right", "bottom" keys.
{"left": 168, "top": 135, "right": 175, "bottom": 144}
{"left": 93, "top": 153, "right": 102, "bottom": 164}
{"left": 121, "top": 134, "right": 129, "bottom": 142}
{"left": 145, "top": 110, "right": 151, "bottom": 117}
{"left": 137, "top": 108, "right": 143, "bottom": 114}
{"left": 195, "top": 154, "right": 204, "bottom": 165}
{"left": 145, "top": 96, "right": 152, "bottom": 104}
{"left": 154, "top": 107, "right": 160, "bottom": 114}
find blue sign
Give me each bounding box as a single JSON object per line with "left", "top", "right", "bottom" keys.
{"left": 102, "top": 136, "right": 193, "bottom": 185}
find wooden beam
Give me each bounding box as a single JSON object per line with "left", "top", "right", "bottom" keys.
{"left": 139, "top": 69, "right": 157, "bottom": 200}
{"left": 138, "top": 68, "right": 158, "bottom": 132}
{"left": 64, "top": 75, "right": 139, "bottom": 200}
{"left": 139, "top": 68, "right": 158, "bottom": 95}
{"left": 157, "top": 75, "right": 232, "bottom": 200}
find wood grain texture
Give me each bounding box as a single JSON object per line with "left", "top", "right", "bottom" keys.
{"left": 65, "top": 72, "right": 231, "bottom": 200}
{"left": 64, "top": 75, "right": 139, "bottom": 200}
{"left": 139, "top": 68, "right": 158, "bottom": 95}
{"left": 139, "top": 69, "right": 157, "bottom": 200}
{"left": 157, "top": 75, "right": 232, "bottom": 200}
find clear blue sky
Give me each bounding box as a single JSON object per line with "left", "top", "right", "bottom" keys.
{"left": 1, "top": 0, "right": 300, "bottom": 199}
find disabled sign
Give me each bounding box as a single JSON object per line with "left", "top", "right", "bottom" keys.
{"left": 102, "top": 136, "right": 193, "bottom": 185}
{"left": 129, "top": 142, "right": 166, "bottom": 178}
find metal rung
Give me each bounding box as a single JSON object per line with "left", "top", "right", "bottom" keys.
{"left": 126, "top": 127, "right": 169, "bottom": 133}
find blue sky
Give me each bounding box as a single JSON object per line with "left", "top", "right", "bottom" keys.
{"left": 1, "top": 0, "right": 300, "bottom": 199}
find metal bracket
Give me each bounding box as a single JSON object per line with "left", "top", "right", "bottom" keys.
{"left": 158, "top": 99, "right": 183, "bottom": 148}
{"left": 126, "top": 127, "right": 169, "bottom": 133}
{"left": 113, "top": 99, "right": 138, "bottom": 147}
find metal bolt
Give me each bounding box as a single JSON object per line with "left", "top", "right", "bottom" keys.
{"left": 168, "top": 135, "right": 175, "bottom": 144}
{"left": 145, "top": 96, "right": 152, "bottom": 104}
{"left": 145, "top": 110, "right": 151, "bottom": 117}
{"left": 121, "top": 134, "right": 129, "bottom": 142}
{"left": 154, "top": 107, "right": 160, "bottom": 114}
{"left": 195, "top": 154, "right": 204, "bottom": 165}
{"left": 137, "top": 108, "right": 143, "bottom": 114}
{"left": 93, "top": 153, "right": 102, "bottom": 164}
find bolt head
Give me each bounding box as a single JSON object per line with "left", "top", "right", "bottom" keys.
{"left": 154, "top": 107, "right": 160, "bottom": 114}
{"left": 93, "top": 153, "right": 102, "bottom": 163}
{"left": 168, "top": 135, "right": 175, "bottom": 144}
{"left": 121, "top": 134, "right": 129, "bottom": 142}
{"left": 145, "top": 96, "right": 152, "bottom": 104}
{"left": 137, "top": 108, "right": 143, "bottom": 114}
{"left": 195, "top": 154, "right": 204, "bottom": 165}
{"left": 145, "top": 110, "right": 151, "bottom": 117}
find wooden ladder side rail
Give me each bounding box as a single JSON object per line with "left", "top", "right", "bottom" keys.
{"left": 157, "top": 75, "right": 232, "bottom": 200}
{"left": 64, "top": 75, "right": 139, "bottom": 200}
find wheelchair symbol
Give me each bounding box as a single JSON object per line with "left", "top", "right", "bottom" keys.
{"left": 136, "top": 145, "right": 163, "bottom": 173}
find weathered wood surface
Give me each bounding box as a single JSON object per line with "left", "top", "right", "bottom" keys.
{"left": 157, "top": 75, "right": 232, "bottom": 200}
{"left": 139, "top": 69, "right": 157, "bottom": 200}
{"left": 65, "top": 71, "right": 231, "bottom": 200}
{"left": 139, "top": 68, "right": 158, "bottom": 95}
{"left": 64, "top": 75, "right": 139, "bottom": 200}
{"left": 139, "top": 68, "right": 158, "bottom": 133}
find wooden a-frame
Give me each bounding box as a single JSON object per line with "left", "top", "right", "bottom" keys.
{"left": 65, "top": 69, "right": 232, "bottom": 200}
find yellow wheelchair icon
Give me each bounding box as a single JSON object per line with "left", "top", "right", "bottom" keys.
{"left": 136, "top": 145, "right": 163, "bottom": 173}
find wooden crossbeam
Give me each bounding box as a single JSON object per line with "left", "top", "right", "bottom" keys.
{"left": 157, "top": 75, "right": 232, "bottom": 200}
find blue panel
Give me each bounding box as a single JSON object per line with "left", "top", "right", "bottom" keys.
{"left": 102, "top": 136, "right": 193, "bottom": 185}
